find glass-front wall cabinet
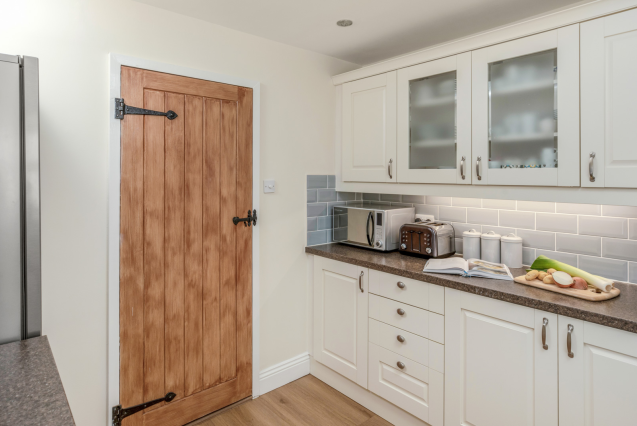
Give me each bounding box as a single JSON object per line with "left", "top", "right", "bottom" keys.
{"left": 397, "top": 53, "right": 471, "bottom": 184}
{"left": 472, "top": 26, "right": 580, "bottom": 186}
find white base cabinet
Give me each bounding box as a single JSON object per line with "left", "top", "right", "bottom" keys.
{"left": 445, "top": 288, "right": 558, "bottom": 426}
{"left": 313, "top": 256, "right": 368, "bottom": 388}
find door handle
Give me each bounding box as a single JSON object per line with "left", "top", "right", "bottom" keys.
{"left": 460, "top": 156, "right": 466, "bottom": 180}
{"left": 397, "top": 308, "right": 405, "bottom": 316}
{"left": 567, "top": 324, "right": 574, "bottom": 358}
{"left": 232, "top": 209, "right": 257, "bottom": 227}
{"left": 397, "top": 335, "right": 405, "bottom": 343}
{"left": 476, "top": 156, "right": 482, "bottom": 181}
{"left": 359, "top": 271, "right": 364, "bottom": 293}
{"left": 397, "top": 281, "right": 406, "bottom": 289}
{"left": 366, "top": 212, "right": 373, "bottom": 246}
{"left": 589, "top": 152, "right": 596, "bottom": 182}
{"left": 388, "top": 159, "right": 393, "bottom": 179}
{"left": 396, "top": 361, "right": 405, "bottom": 369}
{"left": 542, "top": 318, "right": 549, "bottom": 350}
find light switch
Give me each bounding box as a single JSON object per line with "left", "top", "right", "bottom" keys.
{"left": 263, "top": 179, "right": 275, "bottom": 193}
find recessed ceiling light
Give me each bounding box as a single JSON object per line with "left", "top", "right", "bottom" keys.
{"left": 337, "top": 20, "right": 353, "bottom": 27}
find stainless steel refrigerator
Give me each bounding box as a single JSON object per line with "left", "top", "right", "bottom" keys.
{"left": 0, "top": 53, "right": 41, "bottom": 344}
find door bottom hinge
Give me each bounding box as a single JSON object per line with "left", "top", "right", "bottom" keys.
{"left": 112, "top": 392, "right": 176, "bottom": 426}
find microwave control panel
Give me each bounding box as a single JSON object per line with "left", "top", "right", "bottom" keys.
{"left": 374, "top": 212, "right": 384, "bottom": 248}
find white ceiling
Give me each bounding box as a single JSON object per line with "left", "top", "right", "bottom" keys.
{"left": 136, "top": 0, "right": 585, "bottom": 65}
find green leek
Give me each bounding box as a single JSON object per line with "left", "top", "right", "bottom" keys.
{"left": 530, "top": 255, "right": 614, "bottom": 292}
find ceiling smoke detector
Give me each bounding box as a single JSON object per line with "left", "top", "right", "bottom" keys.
{"left": 337, "top": 20, "right": 353, "bottom": 27}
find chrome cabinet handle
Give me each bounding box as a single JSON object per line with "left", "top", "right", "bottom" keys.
{"left": 366, "top": 212, "right": 373, "bottom": 246}
{"left": 476, "top": 156, "right": 482, "bottom": 181}
{"left": 388, "top": 158, "right": 393, "bottom": 179}
{"left": 397, "top": 308, "right": 405, "bottom": 316}
{"left": 359, "top": 271, "right": 364, "bottom": 293}
{"left": 397, "top": 361, "right": 405, "bottom": 369}
{"left": 542, "top": 318, "right": 549, "bottom": 350}
{"left": 397, "top": 281, "right": 406, "bottom": 289}
{"left": 460, "top": 156, "right": 466, "bottom": 180}
{"left": 589, "top": 152, "right": 596, "bottom": 182}
{"left": 397, "top": 335, "right": 405, "bottom": 343}
{"left": 567, "top": 324, "right": 574, "bottom": 358}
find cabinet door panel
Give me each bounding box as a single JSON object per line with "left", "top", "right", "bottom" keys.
{"left": 342, "top": 72, "right": 396, "bottom": 183}
{"left": 313, "top": 257, "right": 368, "bottom": 388}
{"left": 582, "top": 9, "right": 637, "bottom": 188}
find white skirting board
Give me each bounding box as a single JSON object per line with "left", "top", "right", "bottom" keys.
{"left": 259, "top": 352, "right": 311, "bottom": 395}
{"left": 310, "top": 357, "right": 429, "bottom": 426}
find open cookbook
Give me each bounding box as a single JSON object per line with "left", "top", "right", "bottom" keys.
{"left": 423, "top": 257, "right": 514, "bottom": 281}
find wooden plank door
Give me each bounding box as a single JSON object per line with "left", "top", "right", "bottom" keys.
{"left": 119, "top": 66, "right": 252, "bottom": 426}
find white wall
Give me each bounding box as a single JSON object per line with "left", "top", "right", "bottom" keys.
{"left": 0, "top": 0, "right": 357, "bottom": 424}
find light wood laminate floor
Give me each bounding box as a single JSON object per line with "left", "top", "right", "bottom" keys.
{"left": 188, "top": 375, "right": 393, "bottom": 426}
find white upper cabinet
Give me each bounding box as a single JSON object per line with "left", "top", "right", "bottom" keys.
{"left": 397, "top": 53, "right": 472, "bottom": 184}
{"left": 581, "top": 9, "right": 637, "bottom": 188}
{"left": 471, "top": 26, "right": 580, "bottom": 186}
{"left": 342, "top": 72, "right": 397, "bottom": 183}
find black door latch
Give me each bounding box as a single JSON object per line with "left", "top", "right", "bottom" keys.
{"left": 115, "top": 98, "right": 178, "bottom": 120}
{"left": 112, "top": 392, "right": 176, "bottom": 426}
{"left": 233, "top": 209, "right": 257, "bottom": 227}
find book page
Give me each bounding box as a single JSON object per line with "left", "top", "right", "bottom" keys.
{"left": 424, "top": 257, "right": 468, "bottom": 271}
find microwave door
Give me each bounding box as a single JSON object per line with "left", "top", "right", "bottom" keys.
{"left": 347, "top": 209, "right": 373, "bottom": 247}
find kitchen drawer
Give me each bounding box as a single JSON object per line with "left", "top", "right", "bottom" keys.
{"left": 369, "top": 294, "right": 445, "bottom": 344}
{"left": 369, "top": 342, "right": 443, "bottom": 426}
{"left": 369, "top": 269, "right": 444, "bottom": 315}
{"left": 369, "top": 318, "right": 444, "bottom": 373}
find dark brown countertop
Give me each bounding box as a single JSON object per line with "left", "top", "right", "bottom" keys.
{"left": 306, "top": 243, "right": 637, "bottom": 334}
{"left": 0, "top": 336, "right": 75, "bottom": 426}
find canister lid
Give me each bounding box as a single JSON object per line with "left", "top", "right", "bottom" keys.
{"left": 463, "top": 229, "right": 482, "bottom": 238}
{"left": 501, "top": 233, "right": 523, "bottom": 243}
{"left": 481, "top": 230, "right": 501, "bottom": 240}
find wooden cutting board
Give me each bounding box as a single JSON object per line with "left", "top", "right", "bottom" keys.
{"left": 514, "top": 276, "right": 620, "bottom": 301}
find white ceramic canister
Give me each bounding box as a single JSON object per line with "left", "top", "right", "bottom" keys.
{"left": 462, "top": 229, "right": 482, "bottom": 260}
{"left": 481, "top": 231, "right": 501, "bottom": 263}
{"left": 501, "top": 233, "right": 523, "bottom": 268}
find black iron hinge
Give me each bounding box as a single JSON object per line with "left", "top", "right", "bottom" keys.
{"left": 233, "top": 209, "right": 257, "bottom": 227}
{"left": 115, "top": 98, "right": 178, "bottom": 120}
{"left": 112, "top": 392, "right": 176, "bottom": 426}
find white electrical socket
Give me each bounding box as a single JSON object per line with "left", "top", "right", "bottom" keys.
{"left": 263, "top": 179, "right": 275, "bottom": 193}
{"left": 416, "top": 214, "right": 435, "bottom": 222}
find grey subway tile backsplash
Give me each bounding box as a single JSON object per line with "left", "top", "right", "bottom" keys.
{"left": 439, "top": 206, "right": 467, "bottom": 223}
{"left": 556, "top": 233, "right": 601, "bottom": 256}
{"left": 556, "top": 203, "right": 601, "bottom": 216}
{"left": 466, "top": 208, "right": 498, "bottom": 226}
{"left": 602, "top": 238, "right": 637, "bottom": 262}
{"left": 307, "top": 175, "right": 328, "bottom": 189}
{"left": 317, "top": 189, "right": 337, "bottom": 202}
{"left": 536, "top": 250, "right": 578, "bottom": 267}
{"left": 515, "top": 229, "right": 556, "bottom": 250}
{"left": 337, "top": 191, "right": 357, "bottom": 201}
{"left": 307, "top": 230, "right": 328, "bottom": 246}
{"left": 452, "top": 197, "right": 482, "bottom": 208}
{"left": 602, "top": 205, "right": 637, "bottom": 218}
{"left": 579, "top": 255, "right": 628, "bottom": 282}
{"left": 536, "top": 213, "right": 578, "bottom": 234}
{"left": 579, "top": 215, "right": 628, "bottom": 238}
{"left": 499, "top": 210, "right": 535, "bottom": 230}
{"left": 307, "top": 203, "right": 327, "bottom": 217}
{"left": 305, "top": 179, "right": 637, "bottom": 280}
{"left": 517, "top": 201, "right": 555, "bottom": 213}
{"left": 402, "top": 194, "right": 426, "bottom": 204}
{"left": 391, "top": 202, "right": 414, "bottom": 207}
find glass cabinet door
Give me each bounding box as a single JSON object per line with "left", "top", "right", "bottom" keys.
{"left": 397, "top": 53, "right": 472, "bottom": 184}
{"left": 472, "top": 27, "right": 580, "bottom": 186}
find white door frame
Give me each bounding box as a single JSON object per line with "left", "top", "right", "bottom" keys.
{"left": 107, "top": 53, "right": 261, "bottom": 426}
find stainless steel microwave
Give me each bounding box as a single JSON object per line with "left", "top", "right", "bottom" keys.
{"left": 333, "top": 203, "right": 415, "bottom": 251}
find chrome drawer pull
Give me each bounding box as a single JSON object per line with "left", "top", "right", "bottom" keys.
{"left": 388, "top": 158, "right": 393, "bottom": 179}
{"left": 542, "top": 318, "right": 549, "bottom": 350}
{"left": 567, "top": 324, "right": 574, "bottom": 358}
{"left": 476, "top": 156, "right": 482, "bottom": 181}
{"left": 589, "top": 152, "right": 596, "bottom": 182}
{"left": 359, "top": 271, "right": 364, "bottom": 293}
{"left": 460, "top": 156, "right": 466, "bottom": 180}
{"left": 397, "top": 308, "right": 405, "bottom": 316}
{"left": 397, "top": 335, "right": 405, "bottom": 343}
{"left": 397, "top": 281, "right": 406, "bottom": 289}
{"left": 397, "top": 361, "right": 405, "bottom": 369}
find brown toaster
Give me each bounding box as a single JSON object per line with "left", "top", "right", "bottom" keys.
{"left": 399, "top": 221, "right": 456, "bottom": 258}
